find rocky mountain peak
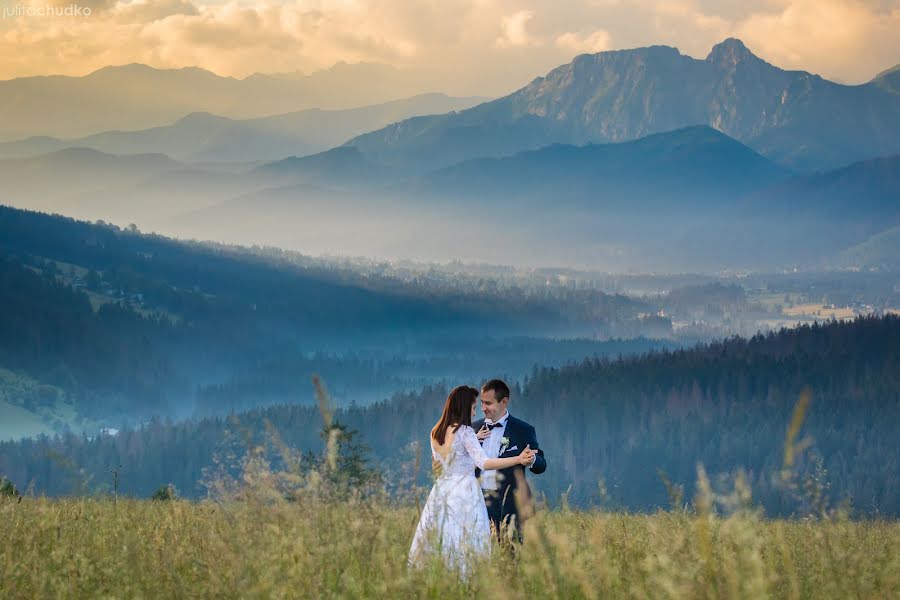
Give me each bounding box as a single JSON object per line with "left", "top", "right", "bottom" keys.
{"left": 706, "top": 38, "right": 757, "bottom": 68}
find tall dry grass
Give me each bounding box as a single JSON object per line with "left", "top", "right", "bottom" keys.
{"left": 2, "top": 494, "right": 898, "bottom": 599}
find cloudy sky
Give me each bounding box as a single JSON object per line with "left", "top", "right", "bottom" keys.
{"left": 1, "top": 0, "right": 898, "bottom": 95}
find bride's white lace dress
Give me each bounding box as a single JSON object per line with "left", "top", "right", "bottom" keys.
{"left": 408, "top": 425, "right": 492, "bottom": 575}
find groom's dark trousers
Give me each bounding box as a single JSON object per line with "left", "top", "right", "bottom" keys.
{"left": 472, "top": 414, "right": 546, "bottom": 541}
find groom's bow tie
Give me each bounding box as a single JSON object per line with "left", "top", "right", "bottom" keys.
{"left": 486, "top": 422, "right": 503, "bottom": 430}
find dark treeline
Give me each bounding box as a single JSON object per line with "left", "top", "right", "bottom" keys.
{"left": 194, "top": 336, "right": 670, "bottom": 415}
{"left": 1, "top": 316, "right": 897, "bottom": 517}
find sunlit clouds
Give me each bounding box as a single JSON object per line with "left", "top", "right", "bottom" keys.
{"left": 1, "top": 0, "right": 897, "bottom": 94}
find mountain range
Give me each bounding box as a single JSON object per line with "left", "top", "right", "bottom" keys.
{"left": 3, "top": 127, "right": 896, "bottom": 271}
{"left": 172, "top": 127, "right": 899, "bottom": 269}
{"left": 0, "top": 62, "right": 462, "bottom": 141}
{"left": 0, "top": 94, "right": 485, "bottom": 163}
{"left": 0, "top": 38, "right": 897, "bottom": 271}
{"left": 342, "top": 39, "right": 900, "bottom": 173}
{"left": 405, "top": 125, "right": 790, "bottom": 210}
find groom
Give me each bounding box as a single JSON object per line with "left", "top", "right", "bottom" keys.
{"left": 473, "top": 379, "right": 546, "bottom": 542}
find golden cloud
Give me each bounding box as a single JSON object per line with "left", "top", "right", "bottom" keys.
{"left": 734, "top": 0, "right": 900, "bottom": 80}
{"left": 0, "top": 0, "right": 895, "bottom": 92}
{"left": 556, "top": 29, "right": 613, "bottom": 54}
{"left": 495, "top": 10, "right": 540, "bottom": 48}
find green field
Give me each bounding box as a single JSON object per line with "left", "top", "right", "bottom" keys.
{"left": 0, "top": 400, "right": 54, "bottom": 441}
{"left": 0, "top": 368, "right": 86, "bottom": 442}
{"left": 2, "top": 494, "right": 897, "bottom": 599}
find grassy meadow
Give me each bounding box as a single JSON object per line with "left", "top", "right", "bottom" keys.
{"left": 2, "top": 492, "right": 898, "bottom": 599}
{"left": 3, "top": 389, "right": 899, "bottom": 599}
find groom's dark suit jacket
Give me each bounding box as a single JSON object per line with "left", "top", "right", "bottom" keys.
{"left": 472, "top": 414, "right": 546, "bottom": 530}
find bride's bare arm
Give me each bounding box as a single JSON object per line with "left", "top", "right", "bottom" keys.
{"left": 461, "top": 426, "right": 535, "bottom": 470}
{"left": 483, "top": 445, "right": 535, "bottom": 470}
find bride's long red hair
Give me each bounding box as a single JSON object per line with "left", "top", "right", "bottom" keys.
{"left": 431, "top": 385, "right": 479, "bottom": 445}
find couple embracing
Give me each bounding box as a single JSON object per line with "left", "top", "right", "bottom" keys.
{"left": 408, "top": 379, "right": 546, "bottom": 575}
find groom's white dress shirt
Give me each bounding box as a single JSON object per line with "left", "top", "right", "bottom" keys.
{"left": 480, "top": 411, "right": 510, "bottom": 491}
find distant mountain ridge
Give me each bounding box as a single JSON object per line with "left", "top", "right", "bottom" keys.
{"left": 3, "top": 120, "right": 896, "bottom": 272}
{"left": 0, "top": 148, "right": 187, "bottom": 215}
{"left": 343, "top": 38, "right": 900, "bottom": 173}
{"left": 743, "top": 154, "right": 900, "bottom": 218}
{"left": 0, "top": 94, "right": 486, "bottom": 162}
{"left": 0, "top": 62, "right": 466, "bottom": 140}
{"left": 245, "top": 124, "right": 791, "bottom": 200}
{"left": 194, "top": 127, "right": 899, "bottom": 270}
{"left": 407, "top": 125, "right": 790, "bottom": 209}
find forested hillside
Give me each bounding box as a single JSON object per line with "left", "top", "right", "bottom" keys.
{"left": 521, "top": 314, "right": 899, "bottom": 514}
{"left": 0, "top": 205, "right": 661, "bottom": 430}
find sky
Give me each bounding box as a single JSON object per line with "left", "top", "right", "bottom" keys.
{"left": 0, "top": 0, "right": 898, "bottom": 95}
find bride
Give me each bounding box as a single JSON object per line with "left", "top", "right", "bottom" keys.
{"left": 408, "top": 385, "right": 535, "bottom": 575}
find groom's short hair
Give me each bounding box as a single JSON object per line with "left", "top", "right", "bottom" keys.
{"left": 481, "top": 379, "right": 510, "bottom": 401}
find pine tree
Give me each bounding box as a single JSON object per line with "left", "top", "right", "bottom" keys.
{"left": 1, "top": 476, "right": 19, "bottom": 498}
